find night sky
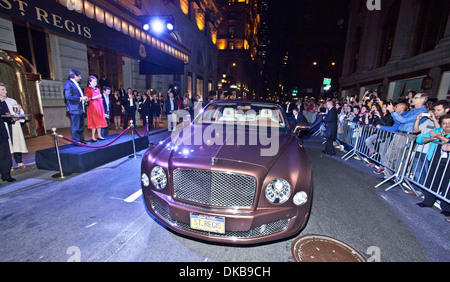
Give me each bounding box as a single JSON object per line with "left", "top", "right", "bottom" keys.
{"left": 266, "top": 0, "right": 349, "bottom": 95}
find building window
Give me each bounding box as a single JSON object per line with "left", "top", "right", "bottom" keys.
{"left": 196, "top": 76, "right": 204, "bottom": 99}
{"left": 13, "top": 24, "right": 51, "bottom": 79}
{"left": 194, "top": 3, "right": 205, "bottom": 31}
{"left": 211, "top": 26, "right": 217, "bottom": 44}
{"left": 377, "top": 0, "right": 400, "bottom": 67}
{"left": 217, "top": 39, "right": 227, "bottom": 50}
{"left": 87, "top": 46, "right": 121, "bottom": 90}
{"left": 228, "top": 26, "right": 235, "bottom": 38}
{"left": 228, "top": 40, "right": 235, "bottom": 50}
{"left": 349, "top": 27, "right": 362, "bottom": 75}
{"left": 197, "top": 51, "right": 204, "bottom": 66}
{"left": 411, "top": 0, "right": 450, "bottom": 56}
{"left": 180, "top": 0, "right": 189, "bottom": 15}
{"left": 187, "top": 72, "right": 192, "bottom": 97}
{"left": 135, "top": 0, "right": 143, "bottom": 9}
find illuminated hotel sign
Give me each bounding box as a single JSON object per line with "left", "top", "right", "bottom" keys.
{"left": 0, "top": 0, "right": 92, "bottom": 39}
{"left": 0, "top": 0, "right": 187, "bottom": 73}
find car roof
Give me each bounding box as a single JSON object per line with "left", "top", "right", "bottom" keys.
{"left": 208, "top": 99, "right": 281, "bottom": 107}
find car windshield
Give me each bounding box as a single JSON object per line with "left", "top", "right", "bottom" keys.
{"left": 194, "top": 102, "right": 288, "bottom": 129}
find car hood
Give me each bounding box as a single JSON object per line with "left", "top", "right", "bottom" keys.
{"left": 166, "top": 124, "right": 292, "bottom": 170}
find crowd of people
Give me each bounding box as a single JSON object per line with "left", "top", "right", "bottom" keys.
{"left": 283, "top": 90, "right": 449, "bottom": 222}
{"left": 63, "top": 69, "right": 207, "bottom": 144}
{"left": 0, "top": 69, "right": 204, "bottom": 184}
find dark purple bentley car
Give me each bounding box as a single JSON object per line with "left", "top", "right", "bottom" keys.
{"left": 141, "top": 100, "right": 312, "bottom": 244}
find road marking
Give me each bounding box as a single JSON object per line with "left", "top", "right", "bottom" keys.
{"left": 124, "top": 190, "right": 143, "bottom": 203}
{"left": 86, "top": 222, "right": 97, "bottom": 228}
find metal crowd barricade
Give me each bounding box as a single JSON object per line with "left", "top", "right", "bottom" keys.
{"left": 338, "top": 120, "right": 449, "bottom": 205}
{"left": 338, "top": 120, "right": 363, "bottom": 161}
{"left": 338, "top": 121, "right": 419, "bottom": 193}
{"left": 403, "top": 141, "right": 450, "bottom": 206}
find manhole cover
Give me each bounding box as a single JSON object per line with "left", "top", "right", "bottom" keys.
{"left": 291, "top": 234, "right": 367, "bottom": 262}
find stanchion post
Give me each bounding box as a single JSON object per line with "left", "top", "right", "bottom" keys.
{"left": 51, "top": 128, "right": 72, "bottom": 179}
{"left": 128, "top": 120, "right": 142, "bottom": 159}
{"left": 146, "top": 116, "right": 149, "bottom": 138}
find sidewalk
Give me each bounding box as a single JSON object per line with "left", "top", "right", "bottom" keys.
{"left": 11, "top": 117, "right": 169, "bottom": 175}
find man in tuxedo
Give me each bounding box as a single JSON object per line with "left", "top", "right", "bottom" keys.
{"left": 118, "top": 85, "right": 127, "bottom": 103}
{"left": 139, "top": 94, "right": 153, "bottom": 131}
{"left": 101, "top": 86, "right": 111, "bottom": 137}
{"left": 322, "top": 100, "right": 338, "bottom": 156}
{"left": 289, "top": 108, "right": 307, "bottom": 128}
{"left": 0, "top": 82, "right": 15, "bottom": 183}
{"left": 123, "top": 88, "right": 137, "bottom": 127}
{"left": 64, "top": 69, "right": 88, "bottom": 143}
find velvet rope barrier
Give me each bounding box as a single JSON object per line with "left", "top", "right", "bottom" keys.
{"left": 57, "top": 126, "right": 132, "bottom": 148}
{"left": 133, "top": 125, "right": 147, "bottom": 138}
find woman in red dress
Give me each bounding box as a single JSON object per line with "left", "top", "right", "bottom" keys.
{"left": 85, "top": 76, "right": 106, "bottom": 142}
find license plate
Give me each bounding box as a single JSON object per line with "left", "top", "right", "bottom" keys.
{"left": 190, "top": 213, "right": 225, "bottom": 234}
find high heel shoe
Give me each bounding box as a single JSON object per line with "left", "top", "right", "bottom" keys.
{"left": 98, "top": 137, "right": 105, "bottom": 140}
{"left": 91, "top": 139, "right": 98, "bottom": 142}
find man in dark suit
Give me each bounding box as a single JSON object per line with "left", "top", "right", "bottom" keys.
{"left": 64, "top": 69, "right": 88, "bottom": 143}
{"left": 123, "top": 89, "right": 137, "bottom": 127}
{"left": 139, "top": 94, "right": 153, "bottom": 131}
{"left": 289, "top": 108, "right": 307, "bottom": 128}
{"left": 118, "top": 85, "right": 127, "bottom": 103}
{"left": 322, "top": 100, "right": 338, "bottom": 156}
{"left": 0, "top": 82, "right": 15, "bottom": 183}
{"left": 101, "top": 86, "right": 111, "bottom": 137}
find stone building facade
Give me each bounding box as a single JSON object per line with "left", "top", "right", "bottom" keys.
{"left": 340, "top": 0, "right": 450, "bottom": 101}
{"left": 216, "top": 0, "right": 261, "bottom": 99}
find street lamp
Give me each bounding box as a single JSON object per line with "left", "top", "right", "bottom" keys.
{"left": 150, "top": 18, "right": 165, "bottom": 34}
{"left": 140, "top": 15, "right": 175, "bottom": 35}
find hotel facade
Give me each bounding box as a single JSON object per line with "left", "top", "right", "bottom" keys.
{"left": 0, "top": 0, "right": 221, "bottom": 135}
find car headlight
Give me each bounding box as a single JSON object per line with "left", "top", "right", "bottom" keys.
{"left": 150, "top": 166, "right": 167, "bottom": 190}
{"left": 265, "top": 178, "right": 291, "bottom": 205}
{"left": 141, "top": 173, "right": 150, "bottom": 187}
{"left": 293, "top": 191, "right": 308, "bottom": 206}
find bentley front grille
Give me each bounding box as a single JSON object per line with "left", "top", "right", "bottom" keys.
{"left": 173, "top": 169, "right": 257, "bottom": 208}
{"left": 151, "top": 198, "right": 291, "bottom": 239}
